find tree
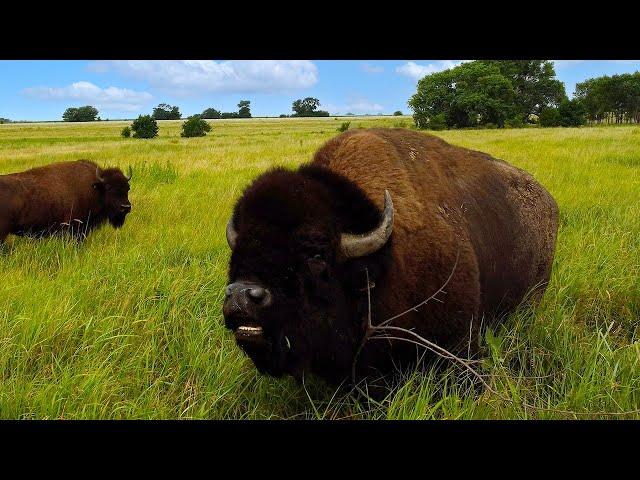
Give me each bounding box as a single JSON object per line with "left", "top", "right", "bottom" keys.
{"left": 201, "top": 108, "right": 221, "bottom": 119}
{"left": 482, "top": 60, "right": 566, "bottom": 121}
{"left": 538, "top": 107, "right": 562, "bottom": 127}
{"left": 575, "top": 72, "right": 640, "bottom": 124}
{"left": 121, "top": 126, "right": 131, "bottom": 138}
{"left": 152, "top": 103, "right": 181, "bottom": 120}
{"left": 291, "top": 97, "right": 329, "bottom": 117}
{"left": 62, "top": 105, "right": 99, "bottom": 122}
{"left": 409, "top": 61, "right": 515, "bottom": 129}
{"left": 0, "top": 118, "right": 10, "bottom": 124}
{"left": 181, "top": 116, "right": 212, "bottom": 137}
{"left": 393, "top": 111, "right": 403, "bottom": 116}
{"left": 558, "top": 99, "right": 586, "bottom": 127}
{"left": 131, "top": 115, "right": 159, "bottom": 138}
{"left": 237, "top": 100, "right": 251, "bottom": 118}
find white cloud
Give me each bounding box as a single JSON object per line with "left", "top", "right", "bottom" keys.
{"left": 22, "top": 81, "right": 152, "bottom": 112}
{"left": 396, "top": 60, "right": 468, "bottom": 81}
{"left": 88, "top": 60, "right": 319, "bottom": 95}
{"left": 361, "top": 63, "right": 384, "bottom": 74}
{"left": 320, "top": 99, "right": 385, "bottom": 115}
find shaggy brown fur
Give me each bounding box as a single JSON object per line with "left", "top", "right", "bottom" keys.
{"left": 0, "top": 160, "right": 132, "bottom": 243}
{"left": 224, "top": 129, "right": 559, "bottom": 385}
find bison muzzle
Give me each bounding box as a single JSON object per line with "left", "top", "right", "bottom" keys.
{"left": 223, "top": 128, "right": 559, "bottom": 385}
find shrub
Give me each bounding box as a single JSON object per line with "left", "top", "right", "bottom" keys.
{"left": 121, "top": 126, "right": 131, "bottom": 138}
{"left": 504, "top": 114, "right": 525, "bottom": 129}
{"left": 131, "top": 115, "right": 159, "bottom": 139}
{"left": 539, "top": 107, "right": 562, "bottom": 127}
{"left": 337, "top": 121, "right": 351, "bottom": 132}
{"left": 425, "top": 113, "right": 447, "bottom": 130}
{"left": 181, "top": 116, "right": 212, "bottom": 138}
{"left": 558, "top": 99, "right": 587, "bottom": 127}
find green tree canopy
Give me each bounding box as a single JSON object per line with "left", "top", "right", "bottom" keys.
{"left": 291, "top": 97, "right": 329, "bottom": 117}
{"left": 237, "top": 100, "right": 251, "bottom": 118}
{"left": 62, "top": 106, "right": 99, "bottom": 122}
{"left": 408, "top": 60, "right": 566, "bottom": 129}
{"left": 152, "top": 103, "right": 181, "bottom": 120}
{"left": 201, "top": 108, "right": 221, "bottom": 119}
{"left": 575, "top": 72, "right": 640, "bottom": 124}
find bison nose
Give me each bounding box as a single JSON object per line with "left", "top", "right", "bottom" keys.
{"left": 121, "top": 203, "right": 131, "bottom": 213}
{"left": 224, "top": 282, "right": 272, "bottom": 307}
{"left": 223, "top": 281, "right": 272, "bottom": 327}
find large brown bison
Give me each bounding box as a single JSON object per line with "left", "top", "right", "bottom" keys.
{"left": 223, "top": 128, "right": 558, "bottom": 386}
{"left": 0, "top": 160, "right": 132, "bottom": 243}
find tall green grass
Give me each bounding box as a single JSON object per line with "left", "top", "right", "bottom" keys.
{"left": 0, "top": 118, "right": 638, "bottom": 418}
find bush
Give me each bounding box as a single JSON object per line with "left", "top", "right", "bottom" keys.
{"left": 337, "top": 121, "right": 350, "bottom": 132}
{"left": 131, "top": 115, "right": 159, "bottom": 139}
{"left": 539, "top": 107, "right": 562, "bottom": 127}
{"left": 181, "top": 116, "right": 212, "bottom": 138}
{"left": 279, "top": 114, "right": 289, "bottom": 118}
{"left": 393, "top": 111, "right": 403, "bottom": 116}
{"left": 121, "top": 126, "right": 131, "bottom": 138}
{"left": 504, "top": 114, "right": 525, "bottom": 129}
{"left": 558, "top": 99, "right": 587, "bottom": 127}
{"left": 424, "top": 113, "right": 447, "bottom": 130}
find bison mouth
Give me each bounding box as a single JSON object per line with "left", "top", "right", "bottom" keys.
{"left": 228, "top": 321, "right": 293, "bottom": 377}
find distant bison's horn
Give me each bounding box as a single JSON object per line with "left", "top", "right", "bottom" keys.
{"left": 226, "top": 217, "right": 238, "bottom": 250}
{"left": 95, "top": 166, "right": 104, "bottom": 183}
{"left": 126, "top": 166, "right": 133, "bottom": 182}
{"left": 340, "top": 189, "right": 394, "bottom": 258}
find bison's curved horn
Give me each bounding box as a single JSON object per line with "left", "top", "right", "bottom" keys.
{"left": 226, "top": 217, "right": 238, "bottom": 250}
{"left": 340, "top": 190, "right": 394, "bottom": 259}
{"left": 95, "top": 166, "right": 104, "bottom": 183}
{"left": 126, "top": 166, "right": 133, "bottom": 182}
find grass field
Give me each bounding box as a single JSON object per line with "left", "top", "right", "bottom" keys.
{"left": 0, "top": 117, "right": 639, "bottom": 419}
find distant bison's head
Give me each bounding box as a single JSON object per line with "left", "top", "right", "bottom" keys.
{"left": 223, "top": 166, "right": 393, "bottom": 382}
{"left": 93, "top": 166, "right": 132, "bottom": 228}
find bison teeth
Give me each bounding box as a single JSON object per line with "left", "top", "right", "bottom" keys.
{"left": 236, "top": 326, "right": 264, "bottom": 336}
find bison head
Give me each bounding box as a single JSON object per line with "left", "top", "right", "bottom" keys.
{"left": 93, "top": 166, "right": 132, "bottom": 228}
{"left": 223, "top": 166, "right": 393, "bottom": 383}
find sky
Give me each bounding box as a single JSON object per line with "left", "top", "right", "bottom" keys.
{"left": 1, "top": 60, "right": 640, "bottom": 121}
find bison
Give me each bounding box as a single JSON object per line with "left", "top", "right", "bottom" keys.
{"left": 0, "top": 160, "right": 132, "bottom": 243}
{"left": 223, "top": 128, "right": 558, "bottom": 386}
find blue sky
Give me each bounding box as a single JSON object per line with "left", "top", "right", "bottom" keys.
{"left": 1, "top": 60, "right": 639, "bottom": 121}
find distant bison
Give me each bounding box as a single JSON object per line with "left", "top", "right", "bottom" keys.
{"left": 0, "top": 160, "right": 132, "bottom": 243}
{"left": 223, "top": 129, "right": 558, "bottom": 386}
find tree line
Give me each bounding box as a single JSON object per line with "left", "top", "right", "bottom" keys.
{"left": 574, "top": 73, "right": 640, "bottom": 124}
{"left": 408, "top": 60, "right": 640, "bottom": 130}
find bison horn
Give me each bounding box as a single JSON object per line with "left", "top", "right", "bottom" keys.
{"left": 95, "top": 166, "right": 104, "bottom": 183}
{"left": 126, "top": 166, "right": 133, "bottom": 182}
{"left": 226, "top": 217, "right": 238, "bottom": 250}
{"left": 340, "top": 190, "right": 394, "bottom": 259}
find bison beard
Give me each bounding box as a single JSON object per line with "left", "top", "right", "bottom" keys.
{"left": 0, "top": 160, "right": 132, "bottom": 243}
{"left": 223, "top": 128, "right": 559, "bottom": 387}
